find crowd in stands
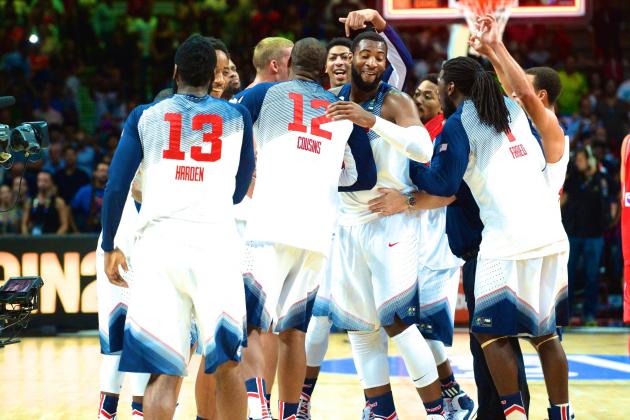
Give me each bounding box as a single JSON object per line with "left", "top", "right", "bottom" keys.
{"left": 0, "top": 0, "right": 629, "bottom": 323}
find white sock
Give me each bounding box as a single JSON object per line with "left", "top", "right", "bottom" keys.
{"left": 391, "top": 326, "right": 438, "bottom": 388}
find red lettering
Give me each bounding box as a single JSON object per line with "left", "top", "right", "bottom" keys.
{"left": 288, "top": 92, "right": 308, "bottom": 133}
{"left": 163, "top": 113, "right": 223, "bottom": 162}
{"left": 163, "top": 113, "right": 185, "bottom": 160}
{"left": 287, "top": 93, "right": 333, "bottom": 140}
{"left": 509, "top": 144, "right": 528, "bottom": 159}
{"left": 191, "top": 114, "right": 223, "bottom": 162}
{"left": 310, "top": 99, "right": 332, "bottom": 140}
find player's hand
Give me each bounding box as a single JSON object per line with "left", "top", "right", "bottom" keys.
{"left": 326, "top": 101, "right": 376, "bottom": 128}
{"left": 368, "top": 188, "right": 408, "bottom": 216}
{"left": 475, "top": 14, "right": 501, "bottom": 48}
{"left": 104, "top": 248, "right": 129, "bottom": 288}
{"left": 339, "top": 9, "right": 387, "bottom": 36}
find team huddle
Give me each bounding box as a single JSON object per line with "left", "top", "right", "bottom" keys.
{"left": 96, "top": 8, "right": 572, "bottom": 420}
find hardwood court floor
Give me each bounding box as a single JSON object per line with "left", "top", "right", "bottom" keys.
{"left": 1, "top": 331, "right": 629, "bottom": 419}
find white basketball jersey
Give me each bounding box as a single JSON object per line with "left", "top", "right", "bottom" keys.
{"left": 134, "top": 95, "right": 246, "bottom": 232}
{"left": 544, "top": 135, "right": 570, "bottom": 198}
{"left": 97, "top": 192, "right": 139, "bottom": 257}
{"left": 337, "top": 83, "right": 416, "bottom": 226}
{"left": 461, "top": 98, "right": 568, "bottom": 259}
{"left": 245, "top": 81, "right": 353, "bottom": 254}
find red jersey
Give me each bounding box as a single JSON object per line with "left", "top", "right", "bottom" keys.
{"left": 424, "top": 113, "right": 445, "bottom": 142}
{"left": 621, "top": 134, "right": 630, "bottom": 323}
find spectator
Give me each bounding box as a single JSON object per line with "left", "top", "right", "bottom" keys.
{"left": 54, "top": 146, "right": 90, "bottom": 203}
{"left": 70, "top": 161, "right": 108, "bottom": 233}
{"left": 564, "top": 96, "right": 598, "bottom": 142}
{"left": 596, "top": 79, "right": 628, "bottom": 149}
{"left": 73, "top": 129, "right": 97, "bottom": 175}
{"left": 557, "top": 55, "right": 589, "bottom": 116}
{"left": 0, "top": 184, "right": 22, "bottom": 234}
{"left": 22, "top": 170, "right": 68, "bottom": 234}
{"left": 562, "top": 148, "right": 614, "bottom": 325}
{"left": 42, "top": 142, "right": 65, "bottom": 173}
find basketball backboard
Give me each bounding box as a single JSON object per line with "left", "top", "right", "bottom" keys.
{"left": 381, "top": 0, "right": 588, "bottom": 23}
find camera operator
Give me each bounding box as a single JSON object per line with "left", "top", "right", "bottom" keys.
{"left": 21, "top": 170, "right": 68, "bottom": 235}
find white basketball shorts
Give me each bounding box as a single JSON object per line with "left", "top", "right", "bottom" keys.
{"left": 244, "top": 243, "right": 322, "bottom": 333}
{"left": 417, "top": 266, "right": 461, "bottom": 346}
{"left": 329, "top": 212, "right": 420, "bottom": 331}
{"left": 472, "top": 251, "right": 569, "bottom": 337}
{"left": 119, "top": 221, "right": 247, "bottom": 376}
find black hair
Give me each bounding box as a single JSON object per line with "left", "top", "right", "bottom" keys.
{"left": 419, "top": 73, "right": 439, "bottom": 86}
{"left": 326, "top": 37, "right": 352, "bottom": 54}
{"left": 351, "top": 30, "right": 387, "bottom": 55}
{"left": 442, "top": 56, "right": 510, "bottom": 134}
{"left": 205, "top": 36, "right": 229, "bottom": 57}
{"left": 525, "top": 67, "right": 562, "bottom": 105}
{"left": 291, "top": 37, "right": 327, "bottom": 79}
{"left": 174, "top": 34, "right": 216, "bottom": 87}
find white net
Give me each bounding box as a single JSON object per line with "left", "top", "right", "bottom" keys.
{"left": 457, "top": 0, "right": 514, "bottom": 38}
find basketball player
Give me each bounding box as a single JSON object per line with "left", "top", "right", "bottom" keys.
{"left": 621, "top": 134, "right": 630, "bottom": 324}
{"left": 97, "top": 173, "right": 149, "bottom": 420}
{"left": 470, "top": 19, "right": 571, "bottom": 418}
{"left": 300, "top": 10, "right": 415, "bottom": 418}
{"left": 373, "top": 21, "right": 568, "bottom": 417}
{"left": 238, "top": 37, "right": 376, "bottom": 420}
{"left": 208, "top": 37, "right": 230, "bottom": 99}
{"left": 232, "top": 36, "right": 294, "bottom": 417}
{"left": 325, "top": 31, "right": 444, "bottom": 420}
{"left": 404, "top": 53, "right": 570, "bottom": 420}
{"left": 102, "top": 35, "right": 255, "bottom": 419}
{"left": 222, "top": 59, "right": 242, "bottom": 100}
{"left": 365, "top": 73, "right": 477, "bottom": 420}
{"left": 247, "top": 37, "right": 294, "bottom": 89}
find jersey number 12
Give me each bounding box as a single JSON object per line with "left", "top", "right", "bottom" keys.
{"left": 162, "top": 113, "right": 223, "bottom": 161}
{"left": 288, "top": 92, "right": 332, "bottom": 140}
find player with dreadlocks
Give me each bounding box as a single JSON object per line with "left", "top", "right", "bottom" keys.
{"left": 407, "top": 55, "right": 571, "bottom": 420}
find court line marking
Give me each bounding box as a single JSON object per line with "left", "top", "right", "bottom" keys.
{"left": 566, "top": 355, "right": 630, "bottom": 373}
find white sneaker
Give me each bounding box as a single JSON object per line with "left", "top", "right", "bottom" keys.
{"left": 449, "top": 391, "right": 478, "bottom": 420}
{"left": 297, "top": 393, "right": 311, "bottom": 420}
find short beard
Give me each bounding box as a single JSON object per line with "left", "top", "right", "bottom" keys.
{"left": 222, "top": 83, "right": 241, "bottom": 99}
{"left": 351, "top": 66, "right": 381, "bottom": 92}
{"left": 442, "top": 96, "right": 457, "bottom": 118}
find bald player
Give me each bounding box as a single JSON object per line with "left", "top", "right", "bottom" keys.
{"left": 238, "top": 38, "right": 375, "bottom": 420}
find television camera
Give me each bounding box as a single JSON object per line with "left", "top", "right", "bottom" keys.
{"left": 0, "top": 96, "right": 50, "bottom": 169}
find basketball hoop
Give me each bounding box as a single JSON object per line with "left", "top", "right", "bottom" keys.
{"left": 457, "top": 0, "right": 514, "bottom": 39}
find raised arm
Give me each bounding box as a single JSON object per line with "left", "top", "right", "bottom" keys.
{"left": 474, "top": 14, "right": 565, "bottom": 163}
{"left": 339, "top": 8, "right": 413, "bottom": 90}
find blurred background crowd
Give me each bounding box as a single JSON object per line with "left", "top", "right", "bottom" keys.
{"left": 0, "top": 0, "right": 628, "bottom": 324}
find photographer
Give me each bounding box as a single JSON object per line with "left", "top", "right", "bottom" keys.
{"left": 21, "top": 170, "right": 68, "bottom": 235}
